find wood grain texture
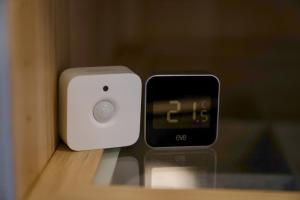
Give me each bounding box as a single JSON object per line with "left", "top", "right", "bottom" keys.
{"left": 52, "top": 187, "right": 300, "bottom": 200}
{"left": 28, "top": 144, "right": 300, "bottom": 200}
{"left": 69, "top": 0, "right": 117, "bottom": 67}
{"left": 9, "top": 0, "right": 69, "bottom": 199}
{"left": 67, "top": 0, "right": 300, "bottom": 120}
{"left": 28, "top": 145, "right": 103, "bottom": 199}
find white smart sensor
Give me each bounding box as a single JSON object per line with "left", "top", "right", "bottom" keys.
{"left": 59, "top": 66, "right": 142, "bottom": 151}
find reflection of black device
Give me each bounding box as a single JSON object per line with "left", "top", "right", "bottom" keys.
{"left": 145, "top": 75, "right": 220, "bottom": 148}
{"left": 144, "top": 149, "right": 217, "bottom": 189}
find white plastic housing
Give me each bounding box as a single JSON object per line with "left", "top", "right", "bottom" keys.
{"left": 59, "top": 66, "right": 142, "bottom": 151}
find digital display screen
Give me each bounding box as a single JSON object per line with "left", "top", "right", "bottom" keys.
{"left": 145, "top": 75, "right": 219, "bottom": 147}
{"left": 153, "top": 97, "right": 211, "bottom": 129}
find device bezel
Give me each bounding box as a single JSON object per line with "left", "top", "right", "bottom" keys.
{"left": 144, "top": 74, "right": 220, "bottom": 149}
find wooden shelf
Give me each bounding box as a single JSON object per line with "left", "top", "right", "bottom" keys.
{"left": 27, "top": 144, "right": 300, "bottom": 200}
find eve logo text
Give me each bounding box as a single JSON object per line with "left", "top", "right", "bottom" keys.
{"left": 176, "top": 134, "right": 187, "bottom": 141}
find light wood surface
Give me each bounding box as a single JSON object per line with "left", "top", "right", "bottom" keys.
{"left": 9, "top": 0, "right": 69, "bottom": 199}
{"left": 28, "top": 145, "right": 102, "bottom": 199}
{"left": 28, "top": 144, "right": 300, "bottom": 200}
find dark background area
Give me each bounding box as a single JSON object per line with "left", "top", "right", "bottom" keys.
{"left": 68, "top": 0, "right": 300, "bottom": 122}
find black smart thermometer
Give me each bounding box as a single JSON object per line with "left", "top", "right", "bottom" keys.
{"left": 145, "top": 75, "right": 220, "bottom": 148}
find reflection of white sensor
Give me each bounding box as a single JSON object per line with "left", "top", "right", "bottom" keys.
{"left": 59, "top": 66, "right": 142, "bottom": 151}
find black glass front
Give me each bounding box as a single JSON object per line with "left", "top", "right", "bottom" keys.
{"left": 146, "top": 75, "right": 220, "bottom": 147}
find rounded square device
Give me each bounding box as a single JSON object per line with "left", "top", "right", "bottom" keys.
{"left": 145, "top": 75, "right": 220, "bottom": 148}
{"left": 59, "top": 66, "right": 142, "bottom": 151}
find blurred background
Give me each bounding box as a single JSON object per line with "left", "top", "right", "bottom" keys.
{"left": 68, "top": 0, "right": 300, "bottom": 122}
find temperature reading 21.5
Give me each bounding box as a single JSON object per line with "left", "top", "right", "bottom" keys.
{"left": 166, "top": 100, "right": 209, "bottom": 123}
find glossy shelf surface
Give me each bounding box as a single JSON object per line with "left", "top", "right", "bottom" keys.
{"left": 94, "top": 120, "right": 300, "bottom": 191}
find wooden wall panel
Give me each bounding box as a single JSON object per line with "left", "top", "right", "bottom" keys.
{"left": 69, "top": 0, "right": 117, "bottom": 67}
{"left": 9, "top": 0, "right": 69, "bottom": 199}
{"left": 111, "top": 0, "right": 300, "bottom": 121}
